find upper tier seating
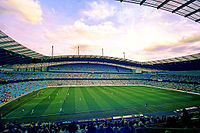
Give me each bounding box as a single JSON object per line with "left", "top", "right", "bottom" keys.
{"left": 48, "top": 63, "right": 132, "bottom": 73}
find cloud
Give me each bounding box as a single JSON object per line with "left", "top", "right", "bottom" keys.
{"left": 170, "top": 46, "right": 187, "bottom": 53}
{"left": 44, "top": 20, "right": 119, "bottom": 41}
{"left": 189, "top": 45, "right": 200, "bottom": 51}
{"left": 179, "top": 33, "right": 200, "bottom": 44}
{"left": 70, "top": 44, "right": 101, "bottom": 52}
{"left": 0, "top": 0, "right": 42, "bottom": 24}
{"left": 51, "top": 8, "right": 55, "bottom": 14}
{"left": 116, "top": 7, "right": 137, "bottom": 24}
{"left": 169, "top": 44, "right": 200, "bottom": 53}
{"left": 145, "top": 32, "right": 200, "bottom": 51}
{"left": 82, "top": 1, "right": 115, "bottom": 20}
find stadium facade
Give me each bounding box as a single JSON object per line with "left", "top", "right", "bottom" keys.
{"left": 0, "top": 27, "right": 200, "bottom": 132}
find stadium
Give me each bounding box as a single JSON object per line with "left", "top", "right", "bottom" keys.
{"left": 0, "top": 0, "right": 200, "bottom": 133}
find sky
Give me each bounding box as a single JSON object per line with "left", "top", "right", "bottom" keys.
{"left": 0, "top": 0, "right": 200, "bottom": 61}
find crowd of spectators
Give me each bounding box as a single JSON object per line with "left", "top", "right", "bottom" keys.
{"left": 143, "top": 80, "right": 200, "bottom": 93}
{"left": 150, "top": 74, "right": 200, "bottom": 83}
{"left": 46, "top": 80, "right": 132, "bottom": 86}
{"left": 1, "top": 109, "right": 200, "bottom": 133}
{"left": 3, "top": 71, "right": 200, "bottom": 83}
{"left": 0, "top": 71, "right": 147, "bottom": 82}
{"left": 0, "top": 81, "right": 48, "bottom": 103}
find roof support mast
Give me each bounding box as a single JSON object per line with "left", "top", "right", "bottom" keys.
{"left": 52, "top": 45, "right": 54, "bottom": 58}
{"left": 78, "top": 46, "right": 79, "bottom": 55}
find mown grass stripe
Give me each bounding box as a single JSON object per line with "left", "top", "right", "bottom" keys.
{"left": 125, "top": 86, "right": 171, "bottom": 104}
{"left": 130, "top": 86, "right": 194, "bottom": 104}
{"left": 5, "top": 88, "right": 54, "bottom": 118}
{"left": 123, "top": 86, "right": 196, "bottom": 112}
{"left": 60, "top": 87, "right": 70, "bottom": 113}
{"left": 94, "top": 86, "right": 124, "bottom": 109}
{"left": 80, "top": 87, "right": 101, "bottom": 111}
{"left": 104, "top": 86, "right": 141, "bottom": 106}
{"left": 101, "top": 86, "right": 130, "bottom": 106}
{"left": 119, "top": 86, "right": 170, "bottom": 104}
{"left": 107, "top": 86, "right": 145, "bottom": 106}
{"left": 44, "top": 87, "right": 69, "bottom": 115}
{"left": 63, "top": 87, "right": 75, "bottom": 113}
{"left": 25, "top": 87, "right": 60, "bottom": 117}
{"left": 108, "top": 86, "right": 156, "bottom": 113}
{"left": 88, "top": 87, "right": 112, "bottom": 110}
{"left": 73, "top": 87, "right": 88, "bottom": 112}
{"left": 114, "top": 86, "right": 163, "bottom": 113}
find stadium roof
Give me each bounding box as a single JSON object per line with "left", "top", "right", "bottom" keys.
{"left": 144, "top": 53, "right": 200, "bottom": 64}
{"left": 117, "top": 0, "right": 200, "bottom": 24}
{"left": 6, "top": 53, "right": 200, "bottom": 71}
{"left": 0, "top": 30, "right": 46, "bottom": 59}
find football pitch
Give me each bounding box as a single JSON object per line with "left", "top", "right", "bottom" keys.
{"left": 1, "top": 86, "right": 200, "bottom": 123}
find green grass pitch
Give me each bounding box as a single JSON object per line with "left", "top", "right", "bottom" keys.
{"left": 1, "top": 86, "right": 200, "bottom": 123}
